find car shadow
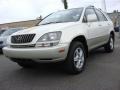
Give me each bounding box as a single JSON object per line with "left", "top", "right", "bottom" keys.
{"left": 0, "top": 47, "right": 115, "bottom": 89}
{"left": 12, "top": 48, "right": 108, "bottom": 76}
{"left": 88, "top": 48, "right": 107, "bottom": 60}
{"left": 0, "top": 53, "right": 3, "bottom": 55}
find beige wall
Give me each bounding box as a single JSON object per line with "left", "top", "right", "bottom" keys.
{"left": 0, "top": 19, "right": 41, "bottom": 29}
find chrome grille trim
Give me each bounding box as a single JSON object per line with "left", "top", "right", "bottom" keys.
{"left": 10, "top": 44, "right": 35, "bottom": 48}
{"left": 11, "top": 34, "right": 35, "bottom": 44}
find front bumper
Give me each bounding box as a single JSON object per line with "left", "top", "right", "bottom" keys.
{"left": 3, "top": 44, "right": 69, "bottom": 62}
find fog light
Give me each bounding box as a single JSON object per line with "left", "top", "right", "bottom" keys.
{"left": 36, "top": 42, "right": 59, "bottom": 47}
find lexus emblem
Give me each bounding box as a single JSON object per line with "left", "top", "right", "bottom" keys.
{"left": 17, "top": 36, "right": 22, "bottom": 41}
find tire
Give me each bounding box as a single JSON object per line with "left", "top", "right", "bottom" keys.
{"left": 10, "top": 59, "right": 35, "bottom": 68}
{"left": 104, "top": 34, "right": 114, "bottom": 53}
{"left": 65, "top": 41, "right": 86, "bottom": 74}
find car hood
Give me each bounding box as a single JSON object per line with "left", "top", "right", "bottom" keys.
{"left": 10, "top": 22, "right": 80, "bottom": 44}
{"left": 12, "top": 22, "right": 76, "bottom": 36}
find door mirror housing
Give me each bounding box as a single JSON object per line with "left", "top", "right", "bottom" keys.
{"left": 87, "top": 14, "right": 97, "bottom": 22}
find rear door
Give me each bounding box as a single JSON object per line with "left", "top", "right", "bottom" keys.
{"left": 94, "top": 8, "right": 110, "bottom": 44}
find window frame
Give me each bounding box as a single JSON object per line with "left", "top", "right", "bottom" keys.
{"left": 83, "top": 7, "right": 99, "bottom": 23}
{"left": 94, "top": 8, "right": 108, "bottom": 22}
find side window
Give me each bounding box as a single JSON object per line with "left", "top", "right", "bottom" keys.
{"left": 84, "top": 8, "right": 98, "bottom": 22}
{"left": 95, "top": 9, "right": 108, "bottom": 21}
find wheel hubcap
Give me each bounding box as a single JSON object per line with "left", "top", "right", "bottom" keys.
{"left": 74, "top": 47, "right": 85, "bottom": 69}
{"left": 110, "top": 38, "right": 114, "bottom": 50}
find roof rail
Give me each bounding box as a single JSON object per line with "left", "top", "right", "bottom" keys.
{"left": 87, "top": 5, "right": 94, "bottom": 8}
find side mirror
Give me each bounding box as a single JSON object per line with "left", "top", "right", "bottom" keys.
{"left": 87, "top": 14, "right": 97, "bottom": 22}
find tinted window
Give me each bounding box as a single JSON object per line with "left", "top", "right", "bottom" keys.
{"left": 95, "top": 9, "right": 107, "bottom": 21}
{"left": 40, "top": 8, "right": 83, "bottom": 25}
{"left": 85, "top": 8, "right": 98, "bottom": 22}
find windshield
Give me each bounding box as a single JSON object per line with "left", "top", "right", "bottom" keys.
{"left": 40, "top": 8, "right": 83, "bottom": 25}
{"left": 1, "top": 29, "right": 21, "bottom": 37}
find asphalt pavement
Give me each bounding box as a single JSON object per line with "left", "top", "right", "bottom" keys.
{"left": 0, "top": 33, "right": 120, "bottom": 90}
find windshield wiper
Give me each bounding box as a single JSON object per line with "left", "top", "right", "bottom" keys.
{"left": 41, "top": 21, "right": 63, "bottom": 25}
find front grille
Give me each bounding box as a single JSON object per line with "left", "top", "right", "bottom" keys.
{"left": 10, "top": 44, "right": 35, "bottom": 48}
{"left": 11, "top": 34, "right": 35, "bottom": 44}
{"left": 0, "top": 41, "right": 3, "bottom": 44}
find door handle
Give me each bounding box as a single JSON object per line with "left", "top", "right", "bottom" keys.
{"left": 98, "top": 24, "right": 102, "bottom": 26}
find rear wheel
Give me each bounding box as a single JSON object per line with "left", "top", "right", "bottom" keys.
{"left": 104, "top": 34, "right": 114, "bottom": 53}
{"left": 65, "top": 41, "right": 86, "bottom": 74}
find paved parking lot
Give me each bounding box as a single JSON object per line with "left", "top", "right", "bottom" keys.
{"left": 0, "top": 33, "right": 120, "bottom": 90}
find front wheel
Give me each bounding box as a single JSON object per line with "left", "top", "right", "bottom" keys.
{"left": 65, "top": 41, "right": 86, "bottom": 74}
{"left": 104, "top": 35, "right": 114, "bottom": 53}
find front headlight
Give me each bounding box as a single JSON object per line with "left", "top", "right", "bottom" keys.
{"left": 36, "top": 31, "right": 62, "bottom": 47}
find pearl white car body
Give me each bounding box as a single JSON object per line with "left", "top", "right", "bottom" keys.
{"left": 3, "top": 6, "right": 115, "bottom": 73}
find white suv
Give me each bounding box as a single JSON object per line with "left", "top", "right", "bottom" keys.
{"left": 3, "top": 6, "right": 115, "bottom": 74}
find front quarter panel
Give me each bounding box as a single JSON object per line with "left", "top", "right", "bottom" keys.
{"left": 59, "top": 23, "right": 88, "bottom": 44}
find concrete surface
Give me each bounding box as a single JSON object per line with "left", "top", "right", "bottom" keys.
{"left": 0, "top": 33, "right": 120, "bottom": 90}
